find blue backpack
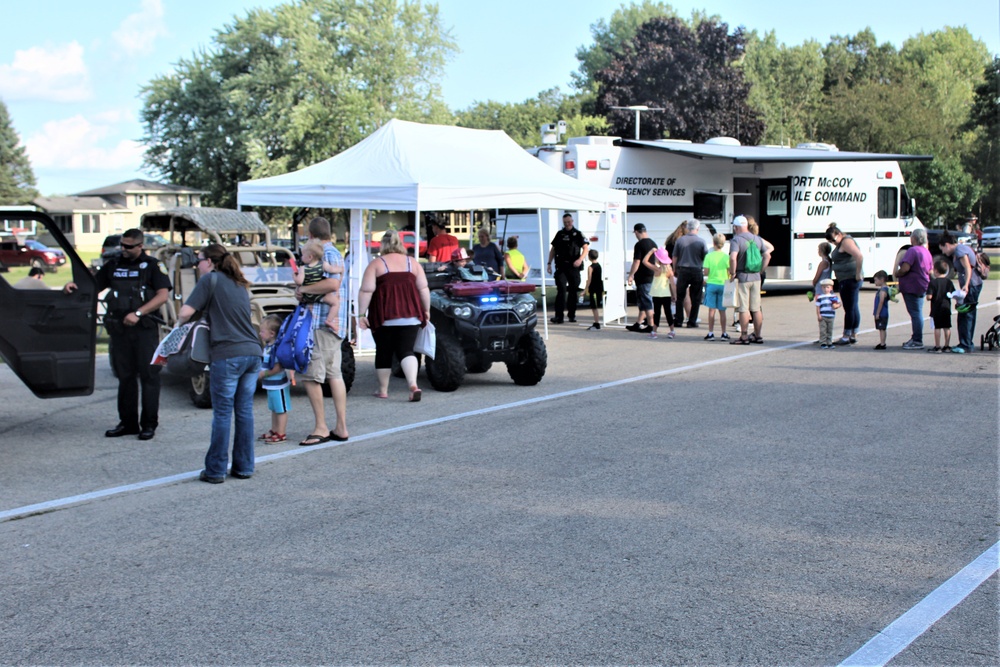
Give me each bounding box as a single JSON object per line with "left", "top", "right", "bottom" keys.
{"left": 272, "top": 305, "right": 314, "bottom": 373}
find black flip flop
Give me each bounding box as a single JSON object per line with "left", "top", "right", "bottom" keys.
{"left": 299, "top": 433, "right": 332, "bottom": 446}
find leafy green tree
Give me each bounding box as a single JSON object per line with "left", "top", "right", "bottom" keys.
{"left": 455, "top": 88, "right": 607, "bottom": 146}
{"left": 141, "top": 0, "right": 457, "bottom": 208}
{"left": 962, "top": 57, "right": 1000, "bottom": 224}
{"left": 821, "top": 28, "right": 901, "bottom": 91}
{"left": 594, "top": 17, "right": 764, "bottom": 144}
{"left": 900, "top": 28, "right": 990, "bottom": 134}
{"left": 0, "top": 99, "right": 39, "bottom": 204}
{"left": 901, "top": 152, "right": 983, "bottom": 228}
{"left": 742, "top": 31, "right": 825, "bottom": 146}
{"left": 573, "top": 1, "right": 681, "bottom": 94}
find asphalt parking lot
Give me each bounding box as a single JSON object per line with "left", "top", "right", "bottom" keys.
{"left": 1, "top": 286, "right": 997, "bottom": 665}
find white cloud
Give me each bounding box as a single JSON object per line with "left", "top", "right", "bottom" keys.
{"left": 0, "top": 42, "right": 91, "bottom": 103}
{"left": 25, "top": 113, "right": 145, "bottom": 172}
{"left": 112, "top": 0, "right": 169, "bottom": 57}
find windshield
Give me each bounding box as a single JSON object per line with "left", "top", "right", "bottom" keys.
{"left": 24, "top": 240, "right": 49, "bottom": 250}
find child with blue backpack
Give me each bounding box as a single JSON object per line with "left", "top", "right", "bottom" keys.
{"left": 258, "top": 314, "right": 292, "bottom": 443}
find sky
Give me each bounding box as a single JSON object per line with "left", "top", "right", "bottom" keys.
{"left": 2, "top": 0, "right": 998, "bottom": 197}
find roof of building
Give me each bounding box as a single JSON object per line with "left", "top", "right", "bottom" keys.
{"left": 75, "top": 179, "right": 207, "bottom": 196}
{"left": 33, "top": 196, "right": 128, "bottom": 213}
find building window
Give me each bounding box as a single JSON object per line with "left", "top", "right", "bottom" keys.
{"left": 133, "top": 194, "right": 146, "bottom": 206}
{"left": 187, "top": 195, "right": 194, "bottom": 206}
{"left": 92, "top": 214, "right": 100, "bottom": 233}
{"left": 82, "top": 214, "right": 91, "bottom": 233}
{"left": 877, "top": 187, "right": 898, "bottom": 219}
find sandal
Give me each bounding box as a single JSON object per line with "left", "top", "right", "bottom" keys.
{"left": 372, "top": 392, "right": 388, "bottom": 399}
{"left": 730, "top": 337, "right": 751, "bottom": 345}
{"left": 259, "top": 429, "right": 277, "bottom": 441}
{"left": 409, "top": 386, "right": 422, "bottom": 402}
{"left": 263, "top": 432, "right": 287, "bottom": 444}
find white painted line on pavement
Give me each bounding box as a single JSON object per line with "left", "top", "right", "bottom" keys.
{"left": 0, "top": 339, "right": 802, "bottom": 523}
{"left": 4, "top": 301, "right": 998, "bottom": 523}
{"left": 838, "top": 541, "right": 1000, "bottom": 667}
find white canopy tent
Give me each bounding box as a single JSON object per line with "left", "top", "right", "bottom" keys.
{"left": 237, "top": 119, "right": 628, "bottom": 342}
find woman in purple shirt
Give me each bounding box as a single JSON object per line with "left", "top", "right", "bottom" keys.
{"left": 894, "top": 228, "right": 933, "bottom": 349}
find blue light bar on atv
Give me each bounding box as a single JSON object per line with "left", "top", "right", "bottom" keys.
{"left": 480, "top": 296, "right": 499, "bottom": 304}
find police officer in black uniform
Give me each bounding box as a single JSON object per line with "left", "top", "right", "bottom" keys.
{"left": 546, "top": 212, "right": 589, "bottom": 323}
{"left": 92, "top": 229, "right": 171, "bottom": 440}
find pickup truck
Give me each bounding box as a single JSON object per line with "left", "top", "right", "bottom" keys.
{"left": 0, "top": 238, "right": 67, "bottom": 272}
{"left": 365, "top": 230, "right": 427, "bottom": 257}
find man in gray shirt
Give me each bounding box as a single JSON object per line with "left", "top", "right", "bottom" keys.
{"left": 672, "top": 219, "right": 708, "bottom": 328}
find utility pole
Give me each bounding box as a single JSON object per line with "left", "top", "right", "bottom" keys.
{"left": 610, "top": 105, "right": 665, "bottom": 140}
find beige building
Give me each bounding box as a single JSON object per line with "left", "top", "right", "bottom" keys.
{"left": 34, "top": 179, "right": 206, "bottom": 252}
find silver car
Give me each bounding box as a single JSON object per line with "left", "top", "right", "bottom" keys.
{"left": 981, "top": 226, "right": 1000, "bottom": 248}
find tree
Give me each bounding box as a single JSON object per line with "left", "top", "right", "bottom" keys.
{"left": 962, "top": 57, "right": 1000, "bottom": 224}
{"left": 455, "top": 88, "right": 607, "bottom": 147}
{"left": 141, "top": 0, "right": 457, "bottom": 208}
{"left": 742, "top": 31, "right": 825, "bottom": 146}
{"left": 0, "top": 99, "right": 39, "bottom": 204}
{"left": 573, "top": 1, "right": 682, "bottom": 93}
{"left": 593, "top": 17, "right": 764, "bottom": 144}
{"left": 901, "top": 153, "right": 983, "bottom": 228}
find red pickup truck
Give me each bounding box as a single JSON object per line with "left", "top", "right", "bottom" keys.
{"left": 365, "top": 230, "right": 427, "bottom": 257}
{"left": 0, "top": 238, "right": 67, "bottom": 272}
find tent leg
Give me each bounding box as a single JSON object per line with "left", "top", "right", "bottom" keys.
{"left": 538, "top": 209, "right": 548, "bottom": 340}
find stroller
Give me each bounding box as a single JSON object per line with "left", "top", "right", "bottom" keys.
{"left": 981, "top": 314, "right": 1000, "bottom": 351}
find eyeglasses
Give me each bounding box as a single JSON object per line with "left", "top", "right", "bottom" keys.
{"left": 119, "top": 242, "right": 142, "bottom": 250}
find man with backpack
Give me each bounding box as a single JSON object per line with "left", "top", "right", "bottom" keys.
{"left": 728, "top": 215, "right": 770, "bottom": 345}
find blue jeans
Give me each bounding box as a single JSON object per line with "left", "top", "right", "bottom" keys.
{"left": 957, "top": 282, "right": 982, "bottom": 351}
{"left": 902, "top": 292, "right": 924, "bottom": 345}
{"left": 839, "top": 278, "right": 862, "bottom": 335}
{"left": 205, "top": 355, "right": 261, "bottom": 478}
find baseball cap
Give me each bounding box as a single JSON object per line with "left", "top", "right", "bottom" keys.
{"left": 732, "top": 215, "right": 747, "bottom": 228}
{"left": 819, "top": 278, "right": 834, "bottom": 287}
{"left": 634, "top": 223, "right": 646, "bottom": 232}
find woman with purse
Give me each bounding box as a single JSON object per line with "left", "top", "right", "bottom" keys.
{"left": 177, "top": 244, "right": 263, "bottom": 483}
{"left": 357, "top": 230, "right": 432, "bottom": 402}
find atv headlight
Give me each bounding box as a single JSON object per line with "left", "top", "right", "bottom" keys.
{"left": 452, "top": 305, "right": 474, "bottom": 319}
{"left": 514, "top": 302, "right": 533, "bottom": 316}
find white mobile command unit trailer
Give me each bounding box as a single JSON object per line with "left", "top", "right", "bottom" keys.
{"left": 501, "top": 128, "right": 931, "bottom": 290}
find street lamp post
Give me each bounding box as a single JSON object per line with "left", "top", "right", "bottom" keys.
{"left": 610, "top": 105, "right": 665, "bottom": 140}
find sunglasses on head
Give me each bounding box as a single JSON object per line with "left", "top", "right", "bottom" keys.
{"left": 119, "top": 241, "right": 142, "bottom": 250}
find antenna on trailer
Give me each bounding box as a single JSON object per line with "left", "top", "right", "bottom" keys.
{"left": 611, "top": 105, "right": 665, "bottom": 140}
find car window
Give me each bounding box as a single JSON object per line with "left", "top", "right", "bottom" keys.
{"left": 984, "top": 227, "right": 1000, "bottom": 234}
{"left": 24, "top": 240, "right": 47, "bottom": 250}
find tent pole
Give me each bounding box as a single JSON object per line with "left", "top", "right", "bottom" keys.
{"left": 538, "top": 208, "right": 548, "bottom": 340}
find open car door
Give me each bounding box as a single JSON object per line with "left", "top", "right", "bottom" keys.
{"left": 0, "top": 210, "right": 98, "bottom": 397}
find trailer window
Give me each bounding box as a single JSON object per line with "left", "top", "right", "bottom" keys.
{"left": 765, "top": 185, "right": 788, "bottom": 216}
{"left": 693, "top": 193, "right": 724, "bottom": 220}
{"left": 878, "top": 187, "right": 898, "bottom": 219}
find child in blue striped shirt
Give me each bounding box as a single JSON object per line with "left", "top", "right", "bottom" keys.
{"left": 815, "top": 278, "right": 841, "bottom": 349}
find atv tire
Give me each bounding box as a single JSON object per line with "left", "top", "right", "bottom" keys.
{"left": 506, "top": 330, "right": 547, "bottom": 386}
{"left": 465, "top": 353, "right": 493, "bottom": 374}
{"left": 425, "top": 327, "right": 465, "bottom": 392}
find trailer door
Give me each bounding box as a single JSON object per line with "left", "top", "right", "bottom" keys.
{"left": 0, "top": 211, "right": 98, "bottom": 398}
{"left": 759, "top": 178, "right": 792, "bottom": 270}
